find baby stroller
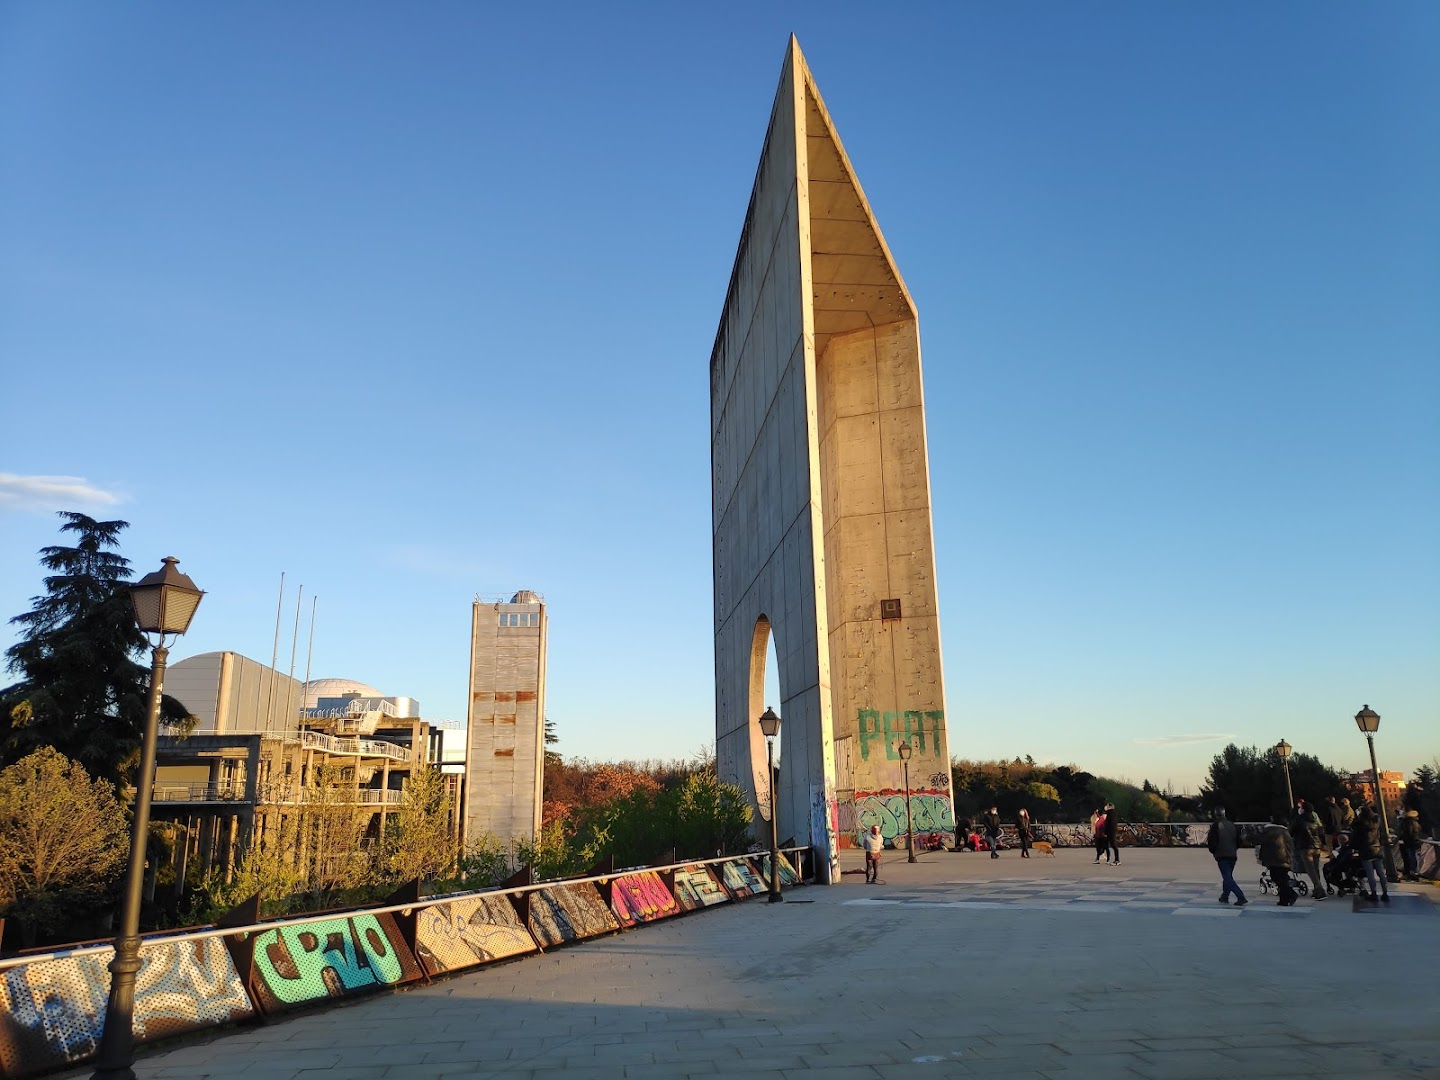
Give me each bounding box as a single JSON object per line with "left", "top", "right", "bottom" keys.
{"left": 1258, "top": 866, "right": 1309, "bottom": 898}
{"left": 1324, "top": 839, "right": 1364, "bottom": 897}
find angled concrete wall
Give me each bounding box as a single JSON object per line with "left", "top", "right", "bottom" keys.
{"left": 711, "top": 39, "right": 952, "bottom": 881}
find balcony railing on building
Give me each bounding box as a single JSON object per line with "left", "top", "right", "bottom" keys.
{"left": 259, "top": 729, "right": 412, "bottom": 762}
{"left": 253, "top": 781, "right": 405, "bottom": 806}
{"left": 151, "top": 781, "right": 247, "bottom": 803}
{"left": 151, "top": 781, "right": 406, "bottom": 806}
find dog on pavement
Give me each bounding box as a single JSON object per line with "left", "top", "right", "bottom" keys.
{"left": 1032, "top": 841, "right": 1056, "bottom": 857}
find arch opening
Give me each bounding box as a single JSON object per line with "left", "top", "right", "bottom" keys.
{"left": 747, "top": 616, "right": 783, "bottom": 823}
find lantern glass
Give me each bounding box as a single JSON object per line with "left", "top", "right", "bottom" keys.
{"left": 130, "top": 557, "right": 204, "bottom": 636}
{"left": 897, "top": 741, "right": 913, "bottom": 761}
{"left": 1354, "top": 706, "right": 1380, "bottom": 734}
{"left": 757, "top": 707, "right": 781, "bottom": 740}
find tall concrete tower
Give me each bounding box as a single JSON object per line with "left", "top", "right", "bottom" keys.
{"left": 710, "top": 39, "right": 953, "bottom": 883}
{"left": 463, "top": 590, "right": 547, "bottom": 850}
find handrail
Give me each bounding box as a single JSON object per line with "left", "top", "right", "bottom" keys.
{"left": 260, "top": 729, "right": 411, "bottom": 761}
{"left": 151, "top": 782, "right": 246, "bottom": 803}
{"left": 0, "top": 846, "right": 810, "bottom": 971}
{"left": 252, "top": 782, "right": 405, "bottom": 806}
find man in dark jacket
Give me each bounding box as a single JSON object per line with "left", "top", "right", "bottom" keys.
{"left": 1353, "top": 805, "right": 1390, "bottom": 901}
{"left": 1207, "top": 807, "right": 1248, "bottom": 906}
{"left": 982, "top": 807, "right": 1001, "bottom": 859}
{"left": 1398, "top": 809, "right": 1423, "bottom": 881}
{"left": 1258, "top": 815, "right": 1298, "bottom": 906}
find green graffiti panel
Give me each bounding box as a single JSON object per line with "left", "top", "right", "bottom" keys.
{"left": 248, "top": 912, "right": 420, "bottom": 1012}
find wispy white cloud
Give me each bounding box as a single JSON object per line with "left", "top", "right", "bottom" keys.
{"left": 0, "top": 473, "right": 125, "bottom": 512}
{"left": 1134, "top": 733, "right": 1236, "bottom": 746}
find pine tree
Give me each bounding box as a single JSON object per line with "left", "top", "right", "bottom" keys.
{"left": 1, "top": 512, "right": 193, "bottom": 789}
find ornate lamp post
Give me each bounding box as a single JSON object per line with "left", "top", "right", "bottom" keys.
{"left": 93, "top": 558, "right": 203, "bottom": 1080}
{"left": 897, "top": 739, "right": 917, "bottom": 863}
{"left": 757, "top": 706, "right": 784, "bottom": 903}
{"left": 1354, "top": 705, "right": 1400, "bottom": 884}
{"left": 1275, "top": 739, "right": 1295, "bottom": 810}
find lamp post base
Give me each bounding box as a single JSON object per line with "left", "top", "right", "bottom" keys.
{"left": 768, "top": 891, "right": 785, "bottom": 903}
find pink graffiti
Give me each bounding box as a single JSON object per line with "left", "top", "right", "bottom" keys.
{"left": 611, "top": 872, "right": 679, "bottom": 926}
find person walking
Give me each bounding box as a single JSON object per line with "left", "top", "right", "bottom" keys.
{"left": 1207, "top": 807, "right": 1248, "bottom": 906}
{"left": 863, "top": 824, "right": 884, "bottom": 884}
{"left": 982, "top": 806, "right": 1002, "bottom": 859}
{"left": 1258, "top": 814, "right": 1299, "bottom": 906}
{"left": 1351, "top": 804, "right": 1389, "bottom": 903}
{"left": 1291, "top": 801, "right": 1327, "bottom": 899}
{"left": 1092, "top": 807, "right": 1109, "bottom": 863}
{"left": 1017, "top": 808, "right": 1033, "bottom": 859}
{"left": 1103, "top": 804, "right": 1121, "bottom": 865}
{"left": 1398, "top": 809, "right": 1423, "bottom": 882}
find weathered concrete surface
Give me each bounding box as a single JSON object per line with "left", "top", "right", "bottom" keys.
{"left": 73, "top": 848, "right": 1439, "bottom": 1079}
{"left": 711, "top": 38, "right": 952, "bottom": 882}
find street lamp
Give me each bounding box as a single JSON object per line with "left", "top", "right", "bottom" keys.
{"left": 757, "top": 706, "right": 784, "bottom": 903}
{"left": 94, "top": 558, "right": 203, "bottom": 1080}
{"left": 1274, "top": 739, "right": 1295, "bottom": 810}
{"left": 1354, "top": 705, "right": 1400, "bottom": 884}
{"left": 897, "top": 739, "right": 917, "bottom": 863}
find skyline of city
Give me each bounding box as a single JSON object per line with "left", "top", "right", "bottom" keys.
{"left": 2, "top": 6, "right": 1436, "bottom": 790}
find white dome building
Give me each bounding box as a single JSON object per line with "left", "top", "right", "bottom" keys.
{"left": 302, "top": 677, "right": 384, "bottom": 711}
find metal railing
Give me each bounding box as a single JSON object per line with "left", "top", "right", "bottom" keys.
{"left": 253, "top": 782, "right": 405, "bottom": 806}
{"left": 151, "top": 782, "right": 247, "bottom": 803}
{"left": 261, "top": 729, "right": 411, "bottom": 761}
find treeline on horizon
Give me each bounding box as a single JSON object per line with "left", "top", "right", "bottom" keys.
{"left": 547, "top": 745, "right": 1440, "bottom": 830}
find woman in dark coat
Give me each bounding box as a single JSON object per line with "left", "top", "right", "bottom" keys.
{"left": 1017, "top": 808, "right": 1033, "bottom": 858}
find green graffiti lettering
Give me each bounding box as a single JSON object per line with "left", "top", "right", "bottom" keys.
{"left": 252, "top": 915, "right": 402, "bottom": 1004}
{"left": 858, "top": 707, "right": 948, "bottom": 758}
{"left": 857, "top": 709, "right": 883, "bottom": 759}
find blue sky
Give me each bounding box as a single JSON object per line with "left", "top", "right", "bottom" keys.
{"left": 2, "top": 4, "right": 1436, "bottom": 792}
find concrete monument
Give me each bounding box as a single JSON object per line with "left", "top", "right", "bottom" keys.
{"left": 711, "top": 39, "right": 953, "bottom": 883}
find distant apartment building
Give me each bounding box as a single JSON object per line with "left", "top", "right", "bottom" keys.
{"left": 152, "top": 654, "right": 458, "bottom": 886}
{"left": 464, "top": 590, "right": 547, "bottom": 850}
{"left": 1349, "top": 769, "right": 1406, "bottom": 811}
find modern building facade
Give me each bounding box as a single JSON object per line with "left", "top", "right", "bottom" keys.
{"left": 463, "top": 591, "right": 548, "bottom": 851}
{"left": 152, "top": 654, "right": 456, "bottom": 886}
{"left": 710, "top": 39, "right": 953, "bottom": 883}
{"left": 1350, "top": 769, "right": 1406, "bottom": 811}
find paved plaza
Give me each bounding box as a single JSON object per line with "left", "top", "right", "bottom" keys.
{"left": 69, "top": 847, "right": 1439, "bottom": 1079}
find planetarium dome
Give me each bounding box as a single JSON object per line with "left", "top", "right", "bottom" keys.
{"left": 303, "top": 677, "right": 384, "bottom": 710}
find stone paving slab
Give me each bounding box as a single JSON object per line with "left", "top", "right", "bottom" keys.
{"left": 55, "top": 848, "right": 1439, "bottom": 1079}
